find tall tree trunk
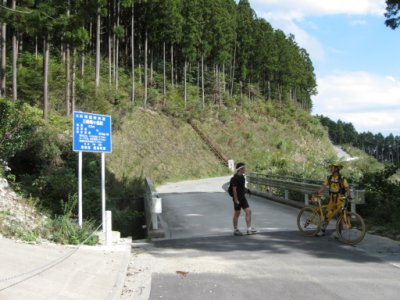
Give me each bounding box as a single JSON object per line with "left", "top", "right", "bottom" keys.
{"left": 89, "top": 22, "right": 93, "bottom": 49}
{"left": 150, "top": 49, "right": 153, "bottom": 85}
{"left": 138, "top": 43, "right": 141, "bottom": 84}
{"left": 197, "top": 61, "right": 200, "bottom": 100}
{"left": 144, "top": 30, "right": 148, "bottom": 107}
{"left": 95, "top": 5, "right": 101, "bottom": 91}
{"left": 35, "top": 35, "right": 38, "bottom": 59}
{"left": 248, "top": 79, "right": 251, "bottom": 101}
{"left": 163, "top": 42, "right": 166, "bottom": 105}
{"left": 108, "top": 0, "right": 113, "bottom": 86}
{"left": 230, "top": 36, "right": 237, "bottom": 97}
{"left": 72, "top": 48, "right": 76, "bottom": 113}
{"left": 81, "top": 51, "right": 85, "bottom": 87}
{"left": 201, "top": 54, "right": 205, "bottom": 109}
{"left": 65, "top": 1, "right": 71, "bottom": 116}
{"left": 222, "top": 63, "right": 225, "bottom": 94}
{"left": 278, "top": 84, "right": 282, "bottom": 106}
{"left": 0, "top": 2, "right": 6, "bottom": 97}
{"left": 170, "top": 44, "right": 174, "bottom": 88}
{"left": 130, "top": 2, "right": 135, "bottom": 106}
{"left": 240, "top": 81, "right": 243, "bottom": 104}
{"left": 184, "top": 60, "right": 187, "bottom": 108}
{"left": 43, "top": 35, "right": 49, "bottom": 120}
{"left": 108, "top": 25, "right": 112, "bottom": 86}
{"left": 219, "top": 65, "right": 223, "bottom": 106}
{"left": 12, "top": 0, "right": 17, "bottom": 101}
{"left": 115, "top": 0, "right": 120, "bottom": 90}
{"left": 65, "top": 42, "right": 71, "bottom": 116}
{"left": 213, "top": 65, "right": 217, "bottom": 105}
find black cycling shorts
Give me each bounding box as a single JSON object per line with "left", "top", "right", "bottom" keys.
{"left": 233, "top": 197, "right": 249, "bottom": 211}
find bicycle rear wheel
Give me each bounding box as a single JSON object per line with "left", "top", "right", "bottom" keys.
{"left": 336, "top": 211, "right": 366, "bottom": 245}
{"left": 297, "top": 207, "right": 321, "bottom": 236}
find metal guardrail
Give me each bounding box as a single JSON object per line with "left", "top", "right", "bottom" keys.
{"left": 246, "top": 173, "right": 365, "bottom": 212}
{"left": 144, "top": 177, "right": 164, "bottom": 238}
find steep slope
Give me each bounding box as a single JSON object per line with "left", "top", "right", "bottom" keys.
{"left": 0, "top": 178, "right": 47, "bottom": 239}
{"left": 107, "top": 105, "right": 337, "bottom": 185}
{"left": 108, "top": 109, "right": 228, "bottom": 185}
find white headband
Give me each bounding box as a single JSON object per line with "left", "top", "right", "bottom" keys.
{"left": 236, "top": 165, "right": 245, "bottom": 172}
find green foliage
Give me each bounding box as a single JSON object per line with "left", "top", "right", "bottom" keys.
{"left": 162, "top": 88, "right": 186, "bottom": 116}
{"left": 50, "top": 195, "right": 98, "bottom": 245}
{"left": 4, "top": 104, "right": 147, "bottom": 239}
{"left": 0, "top": 219, "right": 43, "bottom": 242}
{"left": 106, "top": 174, "right": 147, "bottom": 239}
{"left": 0, "top": 98, "right": 43, "bottom": 162}
{"left": 358, "top": 164, "right": 400, "bottom": 234}
{"left": 15, "top": 53, "right": 43, "bottom": 105}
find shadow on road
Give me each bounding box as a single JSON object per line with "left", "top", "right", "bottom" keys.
{"left": 151, "top": 230, "right": 384, "bottom": 264}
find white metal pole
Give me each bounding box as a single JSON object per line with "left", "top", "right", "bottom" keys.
{"left": 101, "top": 152, "right": 106, "bottom": 232}
{"left": 78, "top": 151, "right": 83, "bottom": 227}
{"left": 106, "top": 210, "right": 112, "bottom": 246}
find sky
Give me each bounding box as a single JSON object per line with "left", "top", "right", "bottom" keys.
{"left": 248, "top": 0, "right": 400, "bottom": 137}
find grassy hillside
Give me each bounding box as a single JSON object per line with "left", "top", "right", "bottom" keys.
{"left": 193, "top": 104, "right": 337, "bottom": 180}
{"left": 107, "top": 102, "right": 341, "bottom": 187}
{"left": 108, "top": 108, "right": 228, "bottom": 185}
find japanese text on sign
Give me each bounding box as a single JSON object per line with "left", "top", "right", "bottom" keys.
{"left": 73, "top": 112, "right": 112, "bottom": 153}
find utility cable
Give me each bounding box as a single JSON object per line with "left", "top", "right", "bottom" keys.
{"left": 0, "top": 222, "right": 103, "bottom": 292}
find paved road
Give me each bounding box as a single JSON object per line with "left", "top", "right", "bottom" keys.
{"left": 333, "top": 145, "right": 359, "bottom": 161}
{"left": 126, "top": 176, "right": 400, "bottom": 300}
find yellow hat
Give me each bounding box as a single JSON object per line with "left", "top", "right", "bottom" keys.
{"left": 329, "top": 163, "right": 343, "bottom": 169}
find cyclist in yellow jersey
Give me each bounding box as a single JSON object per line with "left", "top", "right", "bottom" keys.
{"left": 316, "top": 163, "right": 352, "bottom": 234}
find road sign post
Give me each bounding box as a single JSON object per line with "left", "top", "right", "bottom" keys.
{"left": 73, "top": 112, "right": 112, "bottom": 232}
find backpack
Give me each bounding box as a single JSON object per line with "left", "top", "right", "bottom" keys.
{"left": 228, "top": 176, "right": 234, "bottom": 197}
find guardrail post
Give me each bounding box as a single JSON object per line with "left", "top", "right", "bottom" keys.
{"left": 305, "top": 194, "right": 309, "bottom": 205}
{"left": 284, "top": 190, "right": 289, "bottom": 200}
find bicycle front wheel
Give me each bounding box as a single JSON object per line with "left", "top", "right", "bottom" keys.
{"left": 297, "top": 207, "right": 321, "bottom": 236}
{"left": 336, "top": 211, "right": 366, "bottom": 245}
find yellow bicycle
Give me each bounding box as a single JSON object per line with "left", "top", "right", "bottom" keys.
{"left": 297, "top": 194, "right": 366, "bottom": 245}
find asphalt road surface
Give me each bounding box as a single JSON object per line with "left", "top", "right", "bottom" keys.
{"left": 127, "top": 176, "right": 400, "bottom": 300}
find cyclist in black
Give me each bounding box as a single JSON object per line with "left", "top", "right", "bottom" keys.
{"left": 231, "top": 162, "right": 257, "bottom": 236}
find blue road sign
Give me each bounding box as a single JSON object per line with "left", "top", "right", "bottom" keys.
{"left": 73, "top": 111, "right": 112, "bottom": 153}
